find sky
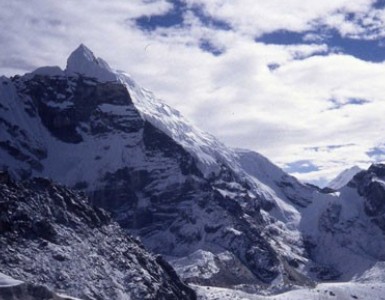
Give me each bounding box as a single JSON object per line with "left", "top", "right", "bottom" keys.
{"left": 1, "top": 0, "right": 385, "bottom": 186}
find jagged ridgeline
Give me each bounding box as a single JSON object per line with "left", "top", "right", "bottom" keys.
{"left": 2, "top": 45, "right": 385, "bottom": 299}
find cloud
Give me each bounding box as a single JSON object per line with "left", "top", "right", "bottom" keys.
{"left": 367, "top": 144, "right": 385, "bottom": 161}
{"left": 1, "top": 0, "right": 385, "bottom": 185}
{"left": 188, "top": 0, "right": 376, "bottom": 36}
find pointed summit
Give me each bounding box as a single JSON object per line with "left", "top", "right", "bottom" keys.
{"left": 327, "top": 165, "right": 363, "bottom": 190}
{"left": 65, "top": 44, "right": 117, "bottom": 82}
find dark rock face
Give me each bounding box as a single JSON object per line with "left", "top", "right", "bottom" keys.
{"left": 142, "top": 121, "right": 201, "bottom": 176}
{"left": 276, "top": 175, "right": 313, "bottom": 208}
{"left": 350, "top": 164, "right": 385, "bottom": 232}
{"left": 21, "top": 75, "right": 141, "bottom": 143}
{"left": 0, "top": 174, "right": 196, "bottom": 300}
{"left": 91, "top": 120, "right": 203, "bottom": 218}
{"left": 0, "top": 111, "right": 46, "bottom": 174}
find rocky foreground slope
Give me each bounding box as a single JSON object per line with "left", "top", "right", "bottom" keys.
{"left": 0, "top": 171, "right": 195, "bottom": 300}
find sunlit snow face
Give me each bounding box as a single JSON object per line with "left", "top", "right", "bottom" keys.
{"left": 1, "top": 0, "right": 385, "bottom": 185}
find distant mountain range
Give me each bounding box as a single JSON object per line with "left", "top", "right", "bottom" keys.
{"left": 1, "top": 45, "right": 385, "bottom": 300}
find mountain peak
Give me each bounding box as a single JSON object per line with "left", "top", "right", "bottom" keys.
{"left": 327, "top": 165, "right": 363, "bottom": 190}
{"left": 65, "top": 44, "right": 117, "bottom": 82}
{"left": 72, "top": 43, "right": 96, "bottom": 61}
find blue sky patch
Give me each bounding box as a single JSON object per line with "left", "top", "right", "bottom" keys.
{"left": 135, "top": 2, "right": 184, "bottom": 31}
{"left": 328, "top": 98, "right": 370, "bottom": 110}
{"left": 199, "top": 39, "right": 224, "bottom": 56}
{"left": 284, "top": 160, "right": 320, "bottom": 173}
{"left": 135, "top": 0, "right": 231, "bottom": 32}
{"left": 347, "top": 98, "right": 370, "bottom": 105}
{"left": 373, "top": 0, "right": 385, "bottom": 9}
{"left": 366, "top": 146, "right": 385, "bottom": 159}
{"left": 305, "top": 144, "right": 355, "bottom": 152}
{"left": 256, "top": 30, "right": 305, "bottom": 45}
{"left": 189, "top": 4, "right": 231, "bottom": 31}
{"left": 326, "top": 144, "right": 355, "bottom": 150}
{"left": 268, "top": 63, "right": 280, "bottom": 71}
{"left": 257, "top": 28, "right": 385, "bottom": 62}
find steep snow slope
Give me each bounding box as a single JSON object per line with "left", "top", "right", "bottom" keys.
{"left": 327, "top": 166, "right": 363, "bottom": 190}
{"left": 118, "top": 70, "right": 238, "bottom": 176}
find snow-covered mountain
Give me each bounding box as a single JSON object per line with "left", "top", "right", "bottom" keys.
{"left": 327, "top": 165, "right": 363, "bottom": 190}
{"left": 1, "top": 45, "right": 385, "bottom": 299}
{"left": 0, "top": 45, "right": 303, "bottom": 286}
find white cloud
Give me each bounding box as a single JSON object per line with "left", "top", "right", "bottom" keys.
{"left": 0, "top": 0, "right": 385, "bottom": 184}
{"left": 189, "top": 0, "right": 375, "bottom": 36}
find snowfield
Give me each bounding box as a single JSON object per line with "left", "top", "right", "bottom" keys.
{"left": 195, "top": 282, "right": 385, "bottom": 300}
